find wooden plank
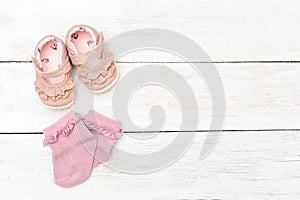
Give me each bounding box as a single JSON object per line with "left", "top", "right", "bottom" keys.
{"left": 1, "top": 0, "right": 300, "bottom": 62}
{"left": 0, "top": 132, "right": 299, "bottom": 199}
{"left": 1, "top": 62, "right": 300, "bottom": 132}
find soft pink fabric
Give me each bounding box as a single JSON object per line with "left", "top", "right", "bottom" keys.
{"left": 65, "top": 25, "right": 118, "bottom": 92}
{"left": 43, "top": 110, "right": 123, "bottom": 187}
{"left": 82, "top": 110, "right": 123, "bottom": 167}
{"left": 33, "top": 36, "right": 74, "bottom": 108}
{"left": 43, "top": 110, "right": 97, "bottom": 188}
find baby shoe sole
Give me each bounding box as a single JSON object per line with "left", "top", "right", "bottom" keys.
{"left": 37, "top": 97, "right": 74, "bottom": 110}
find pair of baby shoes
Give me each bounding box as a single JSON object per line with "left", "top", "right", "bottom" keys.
{"left": 43, "top": 109, "right": 123, "bottom": 188}
{"left": 33, "top": 24, "right": 118, "bottom": 109}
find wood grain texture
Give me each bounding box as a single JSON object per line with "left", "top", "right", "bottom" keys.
{"left": 1, "top": 0, "right": 300, "bottom": 198}
{"left": 0, "top": 132, "right": 299, "bottom": 200}
{"left": 0, "top": 62, "right": 300, "bottom": 132}
{"left": 1, "top": 0, "right": 300, "bottom": 62}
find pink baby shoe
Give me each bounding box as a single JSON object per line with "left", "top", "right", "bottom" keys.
{"left": 43, "top": 110, "right": 98, "bottom": 188}
{"left": 33, "top": 36, "right": 74, "bottom": 109}
{"left": 66, "top": 24, "right": 119, "bottom": 93}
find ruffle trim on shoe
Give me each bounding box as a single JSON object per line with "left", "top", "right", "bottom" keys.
{"left": 34, "top": 76, "right": 74, "bottom": 101}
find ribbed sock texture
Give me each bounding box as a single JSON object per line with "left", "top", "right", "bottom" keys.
{"left": 83, "top": 110, "right": 123, "bottom": 167}
{"left": 43, "top": 110, "right": 123, "bottom": 188}
{"left": 43, "top": 110, "right": 97, "bottom": 188}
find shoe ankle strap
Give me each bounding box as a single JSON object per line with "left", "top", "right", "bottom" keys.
{"left": 33, "top": 57, "right": 72, "bottom": 78}
{"left": 68, "top": 37, "right": 105, "bottom": 66}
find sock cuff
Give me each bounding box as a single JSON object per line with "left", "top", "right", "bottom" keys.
{"left": 85, "top": 109, "right": 122, "bottom": 129}
{"left": 43, "top": 110, "right": 81, "bottom": 146}
{"left": 83, "top": 109, "right": 123, "bottom": 140}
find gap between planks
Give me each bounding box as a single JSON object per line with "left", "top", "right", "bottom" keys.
{"left": 2, "top": 129, "right": 300, "bottom": 134}
{"left": 2, "top": 61, "right": 300, "bottom": 64}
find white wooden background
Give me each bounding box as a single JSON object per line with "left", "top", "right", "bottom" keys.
{"left": 1, "top": 0, "right": 300, "bottom": 199}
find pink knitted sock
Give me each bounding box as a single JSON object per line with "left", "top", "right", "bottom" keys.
{"left": 43, "top": 110, "right": 98, "bottom": 188}
{"left": 82, "top": 110, "right": 123, "bottom": 167}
